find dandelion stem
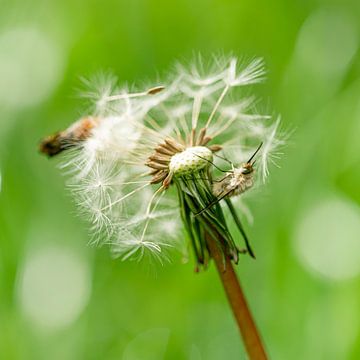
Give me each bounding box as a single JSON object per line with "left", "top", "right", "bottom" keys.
{"left": 205, "top": 231, "right": 268, "bottom": 360}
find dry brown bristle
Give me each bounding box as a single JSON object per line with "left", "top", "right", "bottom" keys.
{"left": 155, "top": 145, "right": 176, "bottom": 156}
{"left": 147, "top": 86, "right": 165, "bottom": 95}
{"left": 162, "top": 172, "right": 173, "bottom": 188}
{"left": 148, "top": 155, "right": 170, "bottom": 164}
{"left": 208, "top": 144, "right": 222, "bottom": 152}
{"left": 145, "top": 161, "right": 169, "bottom": 170}
{"left": 149, "top": 169, "right": 160, "bottom": 176}
{"left": 150, "top": 171, "right": 167, "bottom": 184}
{"left": 196, "top": 127, "right": 207, "bottom": 146}
{"left": 201, "top": 136, "right": 212, "bottom": 146}
{"left": 165, "top": 138, "right": 185, "bottom": 152}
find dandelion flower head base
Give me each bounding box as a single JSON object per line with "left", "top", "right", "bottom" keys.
{"left": 170, "top": 146, "right": 213, "bottom": 175}
{"left": 39, "top": 56, "right": 284, "bottom": 265}
{"left": 146, "top": 127, "right": 218, "bottom": 188}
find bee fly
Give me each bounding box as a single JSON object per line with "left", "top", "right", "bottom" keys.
{"left": 212, "top": 142, "right": 262, "bottom": 200}
{"left": 196, "top": 142, "right": 263, "bottom": 258}
{"left": 39, "top": 117, "right": 98, "bottom": 157}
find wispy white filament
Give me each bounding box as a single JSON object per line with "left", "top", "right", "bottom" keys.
{"left": 63, "top": 56, "right": 284, "bottom": 261}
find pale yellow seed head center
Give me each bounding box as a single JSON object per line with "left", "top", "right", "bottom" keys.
{"left": 169, "top": 146, "right": 213, "bottom": 175}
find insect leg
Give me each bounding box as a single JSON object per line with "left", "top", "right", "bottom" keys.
{"left": 213, "top": 152, "right": 233, "bottom": 166}
{"left": 193, "top": 154, "right": 228, "bottom": 173}
{"left": 225, "top": 198, "right": 256, "bottom": 259}
{"left": 195, "top": 187, "right": 235, "bottom": 216}
{"left": 246, "top": 142, "right": 263, "bottom": 164}
{"left": 185, "top": 175, "right": 222, "bottom": 183}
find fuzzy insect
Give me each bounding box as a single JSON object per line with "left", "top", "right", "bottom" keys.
{"left": 213, "top": 143, "right": 262, "bottom": 198}
{"left": 196, "top": 142, "right": 263, "bottom": 215}
{"left": 194, "top": 143, "right": 262, "bottom": 258}
{"left": 39, "top": 117, "right": 98, "bottom": 157}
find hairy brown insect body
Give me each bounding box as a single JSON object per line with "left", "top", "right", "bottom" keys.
{"left": 213, "top": 164, "right": 255, "bottom": 198}
{"left": 39, "top": 117, "right": 97, "bottom": 157}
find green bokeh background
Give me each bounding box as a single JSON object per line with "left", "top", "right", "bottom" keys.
{"left": 1, "top": 0, "right": 360, "bottom": 359}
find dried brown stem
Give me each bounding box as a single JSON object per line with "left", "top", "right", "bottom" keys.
{"left": 205, "top": 232, "right": 268, "bottom": 360}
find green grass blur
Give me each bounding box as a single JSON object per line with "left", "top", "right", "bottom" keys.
{"left": 1, "top": 0, "right": 360, "bottom": 359}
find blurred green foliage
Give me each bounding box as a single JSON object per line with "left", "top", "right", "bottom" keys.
{"left": 1, "top": 0, "right": 360, "bottom": 359}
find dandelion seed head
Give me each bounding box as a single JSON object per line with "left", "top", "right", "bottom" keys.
{"left": 44, "top": 56, "right": 284, "bottom": 262}
{"left": 224, "top": 57, "right": 266, "bottom": 87}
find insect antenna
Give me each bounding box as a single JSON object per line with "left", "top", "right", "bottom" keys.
{"left": 214, "top": 152, "right": 234, "bottom": 166}
{"left": 246, "top": 142, "right": 263, "bottom": 164}
{"left": 195, "top": 188, "right": 234, "bottom": 216}
{"left": 225, "top": 198, "right": 255, "bottom": 259}
{"left": 193, "top": 154, "right": 228, "bottom": 173}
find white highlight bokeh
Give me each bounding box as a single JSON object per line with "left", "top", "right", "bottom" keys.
{"left": 17, "top": 245, "right": 91, "bottom": 331}
{"left": 0, "top": 26, "right": 66, "bottom": 109}
{"left": 294, "top": 195, "right": 360, "bottom": 281}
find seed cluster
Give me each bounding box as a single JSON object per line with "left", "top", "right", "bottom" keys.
{"left": 169, "top": 146, "right": 213, "bottom": 175}
{"left": 146, "top": 127, "right": 221, "bottom": 188}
